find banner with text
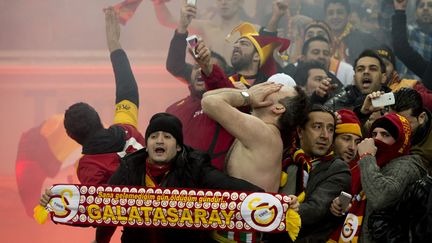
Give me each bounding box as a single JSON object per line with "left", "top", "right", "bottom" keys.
{"left": 46, "top": 184, "right": 294, "bottom": 233}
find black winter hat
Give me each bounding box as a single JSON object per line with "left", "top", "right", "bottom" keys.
{"left": 370, "top": 116, "right": 399, "bottom": 140}
{"left": 145, "top": 113, "right": 183, "bottom": 146}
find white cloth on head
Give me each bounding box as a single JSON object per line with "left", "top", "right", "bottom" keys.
{"left": 268, "top": 73, "right": 296, "bottom": 87}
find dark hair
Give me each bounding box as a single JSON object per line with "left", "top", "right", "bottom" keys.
{"left": 324, "top": 0, "right": 351, "bottom": 13}
{"left": 392, "top": 88, "right": 424, "bottom": 117}
{"left": 293, "top": 60, "right": 328, "bottom": 87}
{"left": 353, "top": 49, "right": 386, "bottom": 74}
{"left": 64, "top": 102, "right": 103, "bottom": 144}
{"left": 301, "top": 36, "right": 330, "bottom": 55}
{"left": 300, "top": 104, "right": 336, "bottom": 129}
{"left": 278, "top": 86, "right": 311, "bottom": 133}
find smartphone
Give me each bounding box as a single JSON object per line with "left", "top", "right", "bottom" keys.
{"left": 339, "top": 191, "right": 352, "bottom": 212}
{"left": 371, "top": 92, "right": 395, "bottom": 107}
{"left": 187, "top": 0, "right": 197, "bottom": 6}
{"left": 186, "top": 35, "right": 199, "bottom": 58}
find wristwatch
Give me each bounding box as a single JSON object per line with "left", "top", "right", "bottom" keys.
{"left": 240, "top": 91, "right": 250, "bottom": 106}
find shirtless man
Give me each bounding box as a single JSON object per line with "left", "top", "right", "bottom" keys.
{"left": 201, "top": 82, "right": 309, "bottom": 192}
{"left": 152, "top": 0, "right": 250, "bottom": 65}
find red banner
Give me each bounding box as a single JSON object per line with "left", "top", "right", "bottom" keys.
{"left": 45, "top": 184, "right": 297, "bottom": 233}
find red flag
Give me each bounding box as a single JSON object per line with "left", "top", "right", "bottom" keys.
{"left": 112, "top": 0, "right": 143, "bottom": 25}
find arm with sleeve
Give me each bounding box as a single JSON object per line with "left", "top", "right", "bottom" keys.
{"left": 111, "top": 49, "right": 139, "bottom": 128}
{"left": 166, "top": 30, "right": 194, "bottom": 84}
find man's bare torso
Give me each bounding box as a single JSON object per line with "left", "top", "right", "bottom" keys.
{"left": 225, "top": 126, "right": 283, "bottom": 192}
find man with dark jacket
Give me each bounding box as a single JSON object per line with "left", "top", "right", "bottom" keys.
{"left": 95, "top": 113, "right": 264, "bottom": 243}
{"left": 324, "top": 50, "right": 390, "bottom": 111}
{"left": 276, "top": 105, "right": 351, "bottom": 242}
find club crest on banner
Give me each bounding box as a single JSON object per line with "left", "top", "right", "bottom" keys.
{"left": 240, "top": 193, "right": 284, "bottom": 232}
{"left": 49, "top": 185, "right": 80, "bottom": 223}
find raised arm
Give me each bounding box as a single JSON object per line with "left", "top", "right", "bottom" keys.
{"left": 105, "top": 8, "right": 139, "bottom": 127}
{"left": 165, "top": 4, "right": 197, "bottom": 84}
{"left": 152, "top": 0, "right": 204, "bottom": 34}
{"left": 392, "top": 0, "right": 429, "bottom": 83}
{"left": 201, "top": 82, "right": 282, "bottom": 148}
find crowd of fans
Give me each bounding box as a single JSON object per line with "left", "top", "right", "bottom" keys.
{"left": 35, "top": 0, "right": 432, "bottom": 242}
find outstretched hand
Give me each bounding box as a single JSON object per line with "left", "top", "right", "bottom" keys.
{"left": 104, "top": 7, "right": 121, "bottom": 52}
{"left": 178, "top": 3, "right": 197, "bottom": 33}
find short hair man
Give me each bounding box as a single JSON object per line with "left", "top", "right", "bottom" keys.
{"left": 295, "top": 19, "right": 355, "bottom": 87}
{"left": 279, "top": 105, "right": 351, "bottom": 242}
{"left": 293, "top": 60, "right": 332, "bottom": 96}
{"left": 374, "top": 45, "right": 432, "bottom": 111}
{"left": 324, "top": 0, "right": 379, "bottom": 64}
{"left": 325, "top": 49, "right": 390, "bottom": 111}
{"left": 391, "top": 88, "right": 432, "bottom": 172}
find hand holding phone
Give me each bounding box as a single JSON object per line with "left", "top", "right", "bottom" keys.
{"left": 339, "top": 191, "right": 352, "bottom": 212}
{"left": 186, "top": 35, "right": 199, "bottom": 58}
{"left": 187, "top": 0, "right": 197, "bottom": 6}
{"left": 371, "top": 92, "right": 395, "bottom": 107}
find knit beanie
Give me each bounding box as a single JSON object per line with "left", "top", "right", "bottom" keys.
{"left": 145, "top": 113, "right": 183, "bottom": 146}
{"left": 335, "top": 109, "right": 362, "bottom": 137}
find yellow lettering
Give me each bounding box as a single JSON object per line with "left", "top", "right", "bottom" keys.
{"left": 179, "top": 208, "right": 193, "bottom": 224}
{"left": 128, "top": 206, "right": 142, "bottom": 223}
{"left": 166, "top": 208, "right": 179, "bottom": 223}
{"left": 116, "top": 206, "right": 128, "bottom": 221}
{"left": 194, "top": 209, "right": 207, "bottom": 224}
{"left": 208, "top": 210, "right": 222, "bottom": 225}
{"left": 87, "top": 204, "right": 101, "bottom": 220}
{"left": 153, "top": 207, "right": 167, "bottom": 223}
{"left": 221, "top": 210, "right": 235, "bottom": 225}
{"left": 103, "top": 206, "right": 116, "bottom": 221}
{"left": 140, "top": 207, "right": 152, "bottom": 223}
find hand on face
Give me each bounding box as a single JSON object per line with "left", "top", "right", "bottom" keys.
{"left": 247, "top": 82, "right": 283, "bottom": 108}
{"left": 357, "top": 138, "right": 377, "bottom": 157}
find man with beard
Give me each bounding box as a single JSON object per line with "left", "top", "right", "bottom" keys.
{"left": 324, "top": 49, "right": 391, "bottom": 111}
{"left": 198, "top": 22, "right": 290, "bottom": 90}
{"left": 393, "top": 0, "right": 432, "bottom": 79}
{"left": 275, "top": 105, "right": 351, "bottom": 242}
{"left": 390, "top": 88, "right": 432, "bottom": 174}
